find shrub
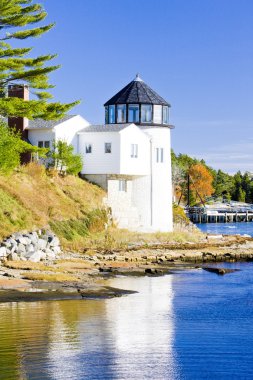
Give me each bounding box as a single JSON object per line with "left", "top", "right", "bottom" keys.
{"left": 49, "top": 140, "right": 83, "bottom": 176}
{"left": 173, "top": 203, "right": 190, "bottom": 224}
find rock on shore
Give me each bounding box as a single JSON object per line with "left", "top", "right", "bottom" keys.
{"left": 0, "top": 230, "right": 61, "bottom": 262}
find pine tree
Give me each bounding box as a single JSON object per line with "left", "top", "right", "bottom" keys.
{"left": 0, "top": 119, "right": 45, "bottom": 173}
{"left": 0, "top": 0, "right": 79, "bottom": 119}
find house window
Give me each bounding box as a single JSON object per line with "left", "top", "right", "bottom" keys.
{"left": 163, "top": 106, "right": 169, "bottom": 124}
{"left": 38, "top": 141, "right": 50, "bottom": 148}
{"left": 119, "top": 180, "right": 127, "bottom": 192}
{"left": 117, "top": 104, "right": 126, "bottom": 123}
{"left": 156, "top": 148, "right": 164, "bottom": 163}
{"left": 85, "top": 144, "right": 92, "bottom": 153}
{"left": 128, "top": 104, "right": 139, "bottom": 123}
{"left": 109, "top": 105, "right": 115, "bottom": 123}
{"left": 131, "top": 144, "right": 138, "bottom": 158}
{"left": 141, "top": 104, "right": 152, "bottom": 123}
{"left": 105, "top": 142, "right": 111, "bottom": 153}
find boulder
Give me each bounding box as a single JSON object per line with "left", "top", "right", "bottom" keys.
{"left": 25, "top": 233, "right": 38, "bottom": 245}
{"left": 8, "top": 252, "right": 19, "bottom": 261}
{"left": 0, "top": 246, "right": 7, "bottom": 258}
{"left": 17, "top": 236, "right": 31, "bottom": 245}
{"left": 0, "top": 229, "right": 61, "bottom": 262}
{"left": 17, "top": 244, "right": 26, "bottom": 255}
{"left": 3, "top": 238, "right": 17, "bottom": 248}
{"left": 51, "top": 246, "right": 61, "bottom": 255}
{"left": 28, "top": 250, "right": 44, "bottom": 263}
{"left": 48, "top": 237, "right": 60, "bottom": 247}
{"left": 203, "top": 267, "right": 238, "bottom": 275}
{"left": 37, "top": 238, "right": 47, "bottom": 250}
{"left": 25, "top": 244, "right": 35, "bottom": 254}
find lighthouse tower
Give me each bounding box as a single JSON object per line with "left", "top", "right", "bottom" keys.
{"left": 79, "top": 75, "right": 174, "bottom": 232}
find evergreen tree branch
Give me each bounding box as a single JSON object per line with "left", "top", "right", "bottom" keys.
{"left": 2, "top": 24, "right": 54, "bottom": 40}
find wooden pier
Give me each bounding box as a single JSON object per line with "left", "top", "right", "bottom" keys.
{"left": 186, "top": 204, "right": 253, "bottom": 224}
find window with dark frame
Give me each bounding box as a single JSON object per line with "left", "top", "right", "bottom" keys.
{"left": 117, "top": 104, "right": 126, "bottom": 123}
{"left": 85, "top": 144, "right": 92, "bottom": 154}
{"left": 105, "top": 106, "right": 109, "bottom": 124}
{"left": 141, "top": 104, "right": 152, "bottom": 123}
{"left": 163, "top": 106, "right": 169, "bottom": 124}
{"left": 38, "top": 141, "right": 50, "bottom": 148}
{"left": 128, "top": 104, "right": 139, "bottom": 123}
{"left": 105, "top": 142, "right": 112, "bottom": 153}
{"left": 109, "top": 105, "right": 115, "bottom": 123}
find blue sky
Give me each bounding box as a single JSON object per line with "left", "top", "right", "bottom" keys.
{"left": 31, "top": 0, "right": 253, "bottom": 173}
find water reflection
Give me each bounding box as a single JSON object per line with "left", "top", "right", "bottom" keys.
{"left": 105, "top": 276, "right": 179, "bottom": 379}
{"left": 0, "top": 275, "right": 179, "bottom": 380}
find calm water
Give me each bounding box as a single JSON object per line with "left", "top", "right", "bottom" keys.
{"left": 197, "top": 221, "right": 253, "bottom": 236}
{"left": 1, "top": 264, "right": 253, "bottom": 380}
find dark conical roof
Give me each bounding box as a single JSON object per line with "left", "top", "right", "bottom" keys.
{"left": 104, "top": 75, "right": 170, "bottom": 107}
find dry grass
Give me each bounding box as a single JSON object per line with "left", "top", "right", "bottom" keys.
{"left": 55, "top": 259, "right": 94, "bottom": 269}
{"left": 3, "top": 259, "right": 93, "bottom": 273}
{"left": 21, "top": 272, "right": 79, "bottom": 282}
{"left": 62, "top": 225, "right": 204, "bottom": 252}
{"left": 3, "top": 260, "right": 93, "bottom": 281}
{"left": 3, "top": 261, "right": 49, "bottom": 271}
{"left": 0, "top": 163, "right": 105, "bottom": 240}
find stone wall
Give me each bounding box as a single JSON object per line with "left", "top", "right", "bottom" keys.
{"left": 0, "top": 230, "right": 61, "bottom": 262}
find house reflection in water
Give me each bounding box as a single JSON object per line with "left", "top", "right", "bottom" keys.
{"left": 104, "top": 275, "right": 179, "bottom": 379}
{"left": 0, "top": 275, "right": 180, "bottom": 380}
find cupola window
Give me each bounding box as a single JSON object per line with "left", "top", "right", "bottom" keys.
{"left": 109, "top": 105, "right": 115, "bottom": 123}
{"left": 163, "top": 106, "right": 169, "bottom": 124}
{"left": 117, "top": 104, "right": 126, "bottom": 123}
{"left": 153, "top": 105, "right": 162, "bottom": 124}
{"left": 128, "top": 104, "right": 139, "bottom": 123}
{"left": 105, "top": 106, "right": 109, "bottom": 124}
{"left": 141, "top": 104, "right": 152, "bottom": 123}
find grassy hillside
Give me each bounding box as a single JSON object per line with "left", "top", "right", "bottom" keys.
{"left": 0, "top": 163, "right": 202, "bottom": 252}
{"left": 0, "top": 163, "right": 106, "bottom": 242}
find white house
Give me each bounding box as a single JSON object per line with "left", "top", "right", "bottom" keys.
{"left": 28, "top": 114, "right": 89, "bottom": 153}
{"left": 78, "top": 75, "right": 174, "bottom": 232}
{"left": 7, "top": 75, "right": 174, "bottom": 232}
{"left": 7, "top": 85, "right": 89, "bottom": 152}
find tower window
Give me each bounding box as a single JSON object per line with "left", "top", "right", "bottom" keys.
{"left": 131, "top": 144, "right": 138, "bottom": 158}
{"left": 116, "top": 104, "right": 126, "bottom": 123}
{"left": 141, "top": 104, "right": 152, "bottom": 123}
{"left": 153, "top": 105, "right": 162, "bottom": 124}
{"left": 128, "top": 104, "right": 139, "bottom": 123}
{"left": 163, "top": 106, "right": 169, "bottom": 124}
{"left": 156, "top": 148, "right": 164, "bottom": 163}
{"left": 105, "top": 143, "right": 112, "bottom": 153}
{"left": 119, "top": 180, "right": 127, "bottom": 192}
{"left": 109, "top": 105, "right": 115, "bottom": 123}
{"left": 85, "top": 144, "right": 92, "bottom": 154}
{"left": 105, "top": 106, "right": 109, "bottom": 124}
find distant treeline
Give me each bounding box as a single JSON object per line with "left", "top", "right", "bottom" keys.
{"left": 171, "top": 150, "right": 253, "bottom": 205}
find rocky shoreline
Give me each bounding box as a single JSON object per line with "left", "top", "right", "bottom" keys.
{"left": 0, "top": 233, "right": 253, "bottom": 302}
